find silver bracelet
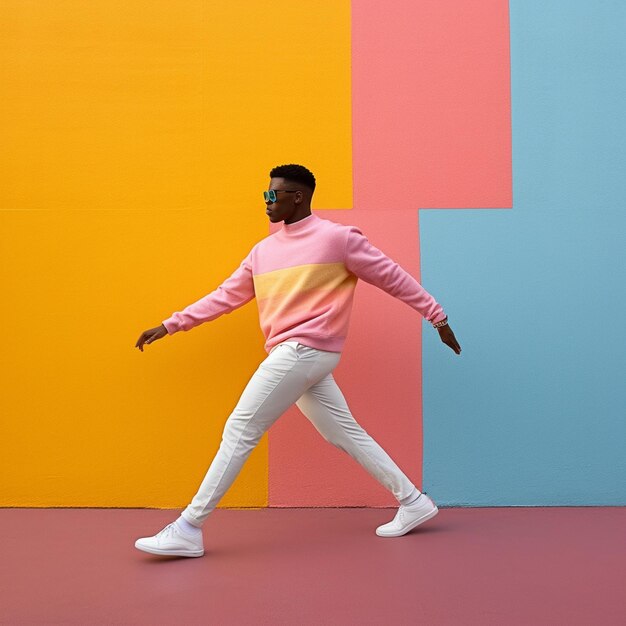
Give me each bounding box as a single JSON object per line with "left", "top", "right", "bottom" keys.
{"left": 432, "top": 317, "right": 448, "bottom": 329}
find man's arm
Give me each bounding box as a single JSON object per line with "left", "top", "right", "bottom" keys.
{"left": 161, "top": 250, "right": 255, "bottom": 334}
{"left": 344, "top": 226, "right": 447, "bottom": 326}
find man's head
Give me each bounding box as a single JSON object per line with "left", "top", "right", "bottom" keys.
{"left": 265, "top": 164, "right": 316, "bottom": 224}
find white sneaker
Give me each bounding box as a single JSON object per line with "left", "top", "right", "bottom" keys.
{"left": 376, "top": 493, "right": 439, "bottom": 537}
{"left": 135, "top": 522, "right": 204, "bottom": 557}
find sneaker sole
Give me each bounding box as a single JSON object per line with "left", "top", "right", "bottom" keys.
{"left": 375, "top": 506, "right": 439, "bottom": 538}
{"left": 134, "top": 542, "right": 204, "bottom": 557}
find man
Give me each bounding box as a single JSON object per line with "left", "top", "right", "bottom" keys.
{"left": 134, "top": 163, "right": 461, "bottom": 557}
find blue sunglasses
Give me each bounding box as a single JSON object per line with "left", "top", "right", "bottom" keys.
{"left": 264, "top": 189, "right": 299, "bottom": 203}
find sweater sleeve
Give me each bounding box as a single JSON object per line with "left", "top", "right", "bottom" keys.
{"left": 344, "top": 226, "right": 447, "bottom": 325}
{"left": 161, "top": 249, "right": 255, "bottom": 334}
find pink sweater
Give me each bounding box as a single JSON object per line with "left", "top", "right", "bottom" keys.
{"left": 162, "top": 213, "right": 447, "bottom": 353}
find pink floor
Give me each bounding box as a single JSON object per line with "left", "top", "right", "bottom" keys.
{"left": 1, "top": 507, "right": 624, "bottom": 625}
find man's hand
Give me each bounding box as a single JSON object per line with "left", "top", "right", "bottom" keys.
{"left": 135, "top": 324, "right": 168, "bottom": 352}
{"left": 437, "top": 324, "right": 461, "bottom": 355}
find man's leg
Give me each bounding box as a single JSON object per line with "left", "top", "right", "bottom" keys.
{"left": 135, "top": 342, "right": 341, "bottom": 556}
{"left": 295, "top": 372, "right": 439, "bottom": 536}
{"left": 180, "top": 342, "right": 341, "bottom": 526}
{"left": 295, "top": 372, "right": 420, "bottom": 504}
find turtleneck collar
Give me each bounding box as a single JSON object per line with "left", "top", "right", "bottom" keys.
{"left": 281, "top": 212, "right": 318, "bottom": 233}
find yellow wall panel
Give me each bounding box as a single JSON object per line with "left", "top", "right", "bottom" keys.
{"left": 1, "top": 0, "right": 352, "bottom": 212}
{"left": 1, "top": 209, "right": 270, "bottom": 507}
{"left": 0, "top": 1, "right": 351, "bottom": 506}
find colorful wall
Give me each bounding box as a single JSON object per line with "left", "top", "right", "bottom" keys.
{"left": 1, "top": 1, "right": 624, "bottom": 509}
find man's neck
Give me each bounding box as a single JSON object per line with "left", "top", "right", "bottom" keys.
{"left": 284, "top": 210, "right": 313, "bottom": 225}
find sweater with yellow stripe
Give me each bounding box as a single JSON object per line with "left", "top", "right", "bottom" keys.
{"left": 161, "top": 213, "right": 447, "bottom": 353}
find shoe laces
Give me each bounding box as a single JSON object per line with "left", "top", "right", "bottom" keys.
{"left": 156, "top": 522, "right": 177, "bottom": 538}
{"left": 398, "top": 497, "right": 426, "bottom": 522}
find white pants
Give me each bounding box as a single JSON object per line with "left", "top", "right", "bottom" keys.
{"left": 181, "top": 341, "right": 419, "bottom": 526}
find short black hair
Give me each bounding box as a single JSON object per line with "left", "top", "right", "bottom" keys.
{"left": 269, "top": 163, "right": 316, "bottom": 192}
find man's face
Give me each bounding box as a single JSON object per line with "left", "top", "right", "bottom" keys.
{"left": 265, "top": 177, "right": 302, "bottom": 222}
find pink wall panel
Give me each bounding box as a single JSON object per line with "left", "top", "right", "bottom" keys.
{"left": 269, "top": 210, "right": 424, "bottom": 507}
{"left": 269, "top": 0, "right": 511, "bottom": 506}
{"left": 353, "top": 0, "right": 511, "bottom": 210}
